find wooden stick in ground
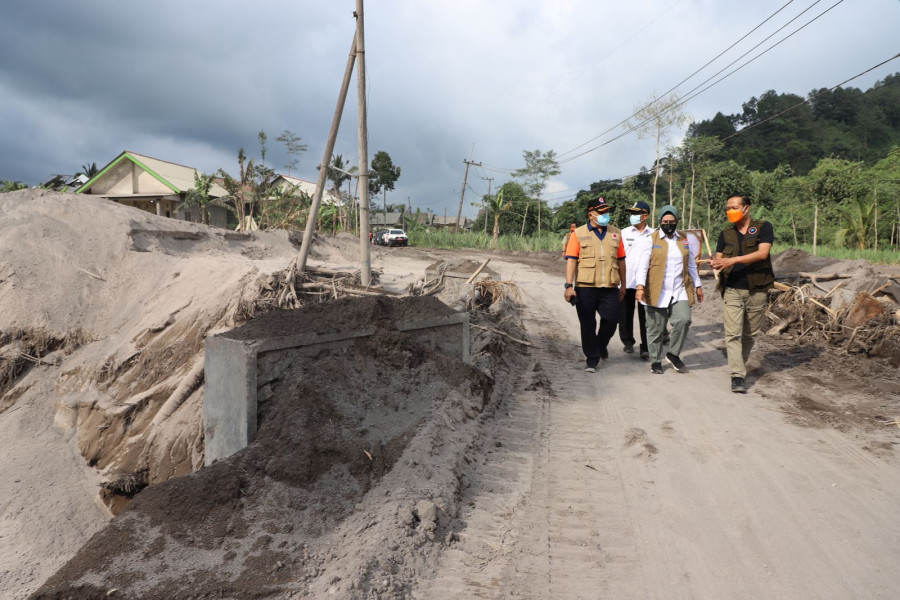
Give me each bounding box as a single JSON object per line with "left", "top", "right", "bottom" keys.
{"left": 701, "top": 229, "right": 719, "bottom": 284}
{"left": 809, "top": 297, "right": 836, "bottom": 317}
{"left": 76, "top": 267, "right": 105, "bottom": 281}
{"left": 798, "top": 272, "right": 848, "bottom": 281}
{"left": 465, "top": 258, "right": 491, "bottom": 284}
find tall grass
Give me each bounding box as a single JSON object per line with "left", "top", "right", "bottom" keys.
{"left": 779, "top": 243, "right": 900, "bottom": 265}
{"left": 408, "top": 229, "right": 564, "bottom": 252}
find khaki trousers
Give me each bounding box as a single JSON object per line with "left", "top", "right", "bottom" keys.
{"left": 722, "top": 287, "right": 767, "bottom": 378}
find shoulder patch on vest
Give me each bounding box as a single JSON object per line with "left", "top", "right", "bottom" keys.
{"left": 748, "top": 226, "right": 758, "bottom": 235}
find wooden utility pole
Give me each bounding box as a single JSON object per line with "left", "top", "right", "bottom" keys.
{"left": 356, "top": 0, "right": 371, "bottom": 285}
{"left": 481, "top": 176, "right": 493, "bottom": 235}
{"left": 456, "top": 159, "right": 481, "bottom": 233}
{"left": 297, "top": 35, "right": 357, "bottom": 276}
{"left": 813, "top": 204, "right": 818, "bottom": 256}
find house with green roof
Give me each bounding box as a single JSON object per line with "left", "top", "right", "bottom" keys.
{"left": 76, "top": 151, "right": 232, "bottom": 228}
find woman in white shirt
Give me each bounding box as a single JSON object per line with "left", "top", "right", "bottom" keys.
{"left": 634, "top": 205, "right": 704, "bottom": 374}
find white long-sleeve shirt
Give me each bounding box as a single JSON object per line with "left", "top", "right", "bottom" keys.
{"left": 621, "top": 224, "right": 655, "bottom": 289}
{"left": 634, "top": 230, "right": 701, "bottom": 306}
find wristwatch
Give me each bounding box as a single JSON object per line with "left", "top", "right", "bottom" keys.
{"left": 564, "top": 283, "right": 574, "bottom": 289}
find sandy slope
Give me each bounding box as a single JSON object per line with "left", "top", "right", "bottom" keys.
{"left": 0, "top": 190, "right": 333, "bottom": 598}
{"left": 413, "top": 257, "right": 900, "bottom": 599}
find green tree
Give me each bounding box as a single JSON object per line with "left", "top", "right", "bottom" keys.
{"left": 512, "top": 149, "right": 561, "bottom": 235}
{"left": 327, "top": 154, "right": 352, "bottom": 231}
{"left": 78, "top": 162, "right": 99, "bottom": 178}
{"left": 835, "top": 195, "right": 877, "bottom": 250}
{"left": 370, "top": 150, "right": 401, "bottom": 222}
{"left": 219, "top": 136, "right": 279, "bottom": 230}
{"left": 179, "top": 171, "right": 227, "bottom": 226}
{"left": 679, "top": 135, "right": 724, "bottom": 228}
{"left": 866, "top": 147, "right": 900, "bottom": 249}
{"left": 487, "top": 188, "right": 513, "bottom": 246}
{"left": 277, "top": 129, "right": 308, "bottom": 175}
{"left": 1, "top": 180, "right": 28, "bottom": 193}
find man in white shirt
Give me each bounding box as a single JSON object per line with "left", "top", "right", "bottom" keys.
{"left": 619, "top": 201, "right": 654, "bottom": 359}
{"left": 635, "top": 205, "right": 704, "bottom": 374}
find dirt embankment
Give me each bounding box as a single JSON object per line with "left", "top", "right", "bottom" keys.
{"left": 0, "top": 190, "right": 354, "bottom": 596}
{"left": 30, "top": 292, "right": 527, "bottom": 599}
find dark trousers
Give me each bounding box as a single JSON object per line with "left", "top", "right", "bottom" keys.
{"left": 574, "top": 286, "right": 620, "bottom": 366}
{"left": 618, "top": 288, "right": 648, "bottom": 352}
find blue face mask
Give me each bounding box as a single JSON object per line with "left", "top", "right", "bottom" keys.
{"left": 629, "top": 214, "right": 643, "bottom": 226}
{"left": 594, "top": 213, "right": 611, "bottom": 227}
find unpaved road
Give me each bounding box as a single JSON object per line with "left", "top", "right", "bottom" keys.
{"left": 411, "top": 254, "right": 900, "bottom": 600}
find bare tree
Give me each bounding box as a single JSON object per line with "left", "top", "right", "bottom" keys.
{"left": 625, "top": 92, "right": 690, "bottom": 224}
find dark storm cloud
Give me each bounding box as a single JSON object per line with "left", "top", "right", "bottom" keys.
{"left": 1, "top": 1, "right": 898, "bottom": 216}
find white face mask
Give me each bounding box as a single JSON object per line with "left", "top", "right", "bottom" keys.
{"left": 629, "top": 214, "right": 643, "bottom": 226}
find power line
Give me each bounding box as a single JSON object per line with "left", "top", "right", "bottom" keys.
{"left": 556, "top": 0, "right": 803, "bottom": 160}
{"left": 546, "top": 55, "right": 900, "bottom": 207}
{"left": 556, "top": 0, "right": 846, "bottom": 166}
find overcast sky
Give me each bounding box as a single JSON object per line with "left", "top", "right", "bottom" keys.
{"left": 1, "top": 0, "right": 898, "bottom": 217}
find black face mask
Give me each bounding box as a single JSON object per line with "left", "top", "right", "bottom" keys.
{"left": 660, "top": 223, "right": 677, "bottom": 236}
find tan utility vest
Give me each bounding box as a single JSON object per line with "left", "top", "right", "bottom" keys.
{"left": 574, "top": 224, "right": 622, "bottom": 288}
{"left": 716, "top": 219, "right": 776, "bottom": 293}
{"left": 643, "top": 230, "right": 696, "bottom": 307}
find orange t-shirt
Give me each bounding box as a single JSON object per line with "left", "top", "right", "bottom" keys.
{"left": 565, "top": 228, "right": 626, "bottom": 259}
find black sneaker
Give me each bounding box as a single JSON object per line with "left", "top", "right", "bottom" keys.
{"left": 585, "top": 361, "right": 599, "bottom": 373}
{"left": 623, "top": 345, "right": 634, "bottom": 354}
{"left": 650, "top": 362, "right": 663, "bottom": 374}
{"left": 600, "top": 347, "right": 609, "bottom": 360}
{"left": 665, "top": 352, "right": 686, "bottom": 373}
{"left": 640, "top": 349, "right": 650, "bottom": 360}
{"left": 731, "top": 377, "right": 746, "bottom": 393}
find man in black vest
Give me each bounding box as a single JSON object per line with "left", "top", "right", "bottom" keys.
{"left": 710, "top": 194, "right": 775, "bottom": 393}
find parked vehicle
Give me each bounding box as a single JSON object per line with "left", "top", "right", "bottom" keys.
{"left": 372, "top": 230, "right": 389, "bottom": 245}
{"left": 382, "top": 229, "right": 409, "bottom": 247}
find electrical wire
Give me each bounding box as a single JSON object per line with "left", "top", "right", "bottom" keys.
{"left": 556, "top": 0, "right": 846, "bottom": 166}
{"left": 544, "top": 54, "right": 900, "bottom": 206}
{"left": 556, "top": 0, "right": 802, "bottom": 160}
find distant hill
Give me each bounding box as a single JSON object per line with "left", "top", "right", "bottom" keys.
{"left": 688, "top": 73, "right": 900, "bottom": 174}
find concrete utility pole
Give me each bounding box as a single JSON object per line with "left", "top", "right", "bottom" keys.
{"left": 356, "top": 0, "right": 371, "bottom": 285}
{"left": 456, "top": 159, "right": 481, "bottom": 233}
{"left": 297, "top": 34, "right": 357, "bottom": 276}
{"left": 481, "top": 176, "right": 493, "bottom": 235}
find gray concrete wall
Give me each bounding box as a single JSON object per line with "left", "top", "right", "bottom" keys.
{"left": 203, "top": 312, "right": 469, "bottom": 466}
{"left": 203, "top": 336, "right": 257, "bottom": 466}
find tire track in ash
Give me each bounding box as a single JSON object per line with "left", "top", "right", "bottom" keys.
{"left": 415, "top": 272, "right": 644, "bottom": 599}
{"left": 412, "top": 347, "right": 548, "bottom": 599}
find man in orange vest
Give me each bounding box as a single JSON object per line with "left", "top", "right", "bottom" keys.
{"left": 563, "top": 197, "right": 627, "bottom": 373}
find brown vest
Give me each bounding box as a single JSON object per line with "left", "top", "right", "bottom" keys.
{"left": 574, "top": 224, "right": 622, "bottom": 288}
{"left": 643, "top": 230, "right": 696, "bottom": 307}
